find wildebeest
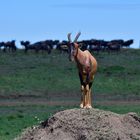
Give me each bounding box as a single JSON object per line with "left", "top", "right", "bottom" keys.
{"left": 2, "top": 40, "right": 17, "bottom": 52}
{"left": 123, "top": 39, "right": 133, "bottom": 48}
{"left": 20, "top": 41, "right": 32, "bottom": 53}
{"left": 0, "top": 42, "right": 5, "bottom": 50}
{"left": 56, "top": 40, "right": 69, "bottom": 54}
{"left": 107, "top": 40, "right": 124, "bottom": 54}
{"left": 88, "top": 39, "right": 103, "bottom": 54}
{"left": 21, "top": 40, "right": 52, "bottom": 54}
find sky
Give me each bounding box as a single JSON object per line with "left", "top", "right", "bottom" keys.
{"left": 0, "top": 0, "right": 140, "bottom": 48}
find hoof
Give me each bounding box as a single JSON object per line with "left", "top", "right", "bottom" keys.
{"left": 84, "top": 105, "right": 92, "bottom": 109}
{"left": 87, "top": 105, "right": 92, "bottom": 109}
{"left": 80, "top": 104, "right": 84, "bottom": 108}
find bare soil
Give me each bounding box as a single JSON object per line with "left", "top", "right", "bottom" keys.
{"left": 15, "top": 108, "right": 140, "bottom": 140}
{"left": 0, "top": 94, "right": 140, "bottom": 106}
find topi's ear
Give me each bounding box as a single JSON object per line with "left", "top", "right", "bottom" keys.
{"left": 74, "top": 43, "right": 79, "bottom": 48}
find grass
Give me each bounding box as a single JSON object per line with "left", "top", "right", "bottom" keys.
{"left": 0, "top": 48, "right": 140, "bottom": 139}
{"left": 0, "top": 51, "right": 79, "bottom": 96}
{"left": 96, "top": 104, "right": 140, "bottom": 115}
{"left": 0, "top": 49, "right": 139, "bottom": 97}
{"left": 0, "top": 105, "right": 75, "bottom": 140}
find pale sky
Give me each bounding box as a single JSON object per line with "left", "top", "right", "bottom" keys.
{"left": 0, "top": 0, "right": 140, "bottom": 48}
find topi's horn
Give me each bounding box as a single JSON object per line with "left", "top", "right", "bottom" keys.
{"left": 74, "top": 32, "right": 81, "bottom": 42}
{"left": 67, "top": 33, "right": 72, "bottom": 43}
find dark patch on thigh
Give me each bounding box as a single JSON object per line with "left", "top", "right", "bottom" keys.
{"left": 79, "top": 72, "right": 84, "bottom": 85}
{"left": 89, "top": 82, "right": 93, "bottom": 88}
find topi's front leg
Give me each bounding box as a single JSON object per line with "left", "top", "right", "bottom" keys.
{"left": 84, "top": 84, "right": 92, "bottom": 109}
{"left": 87, "top": 88, "right": 92, "bottom": 108}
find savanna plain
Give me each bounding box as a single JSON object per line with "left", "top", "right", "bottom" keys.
{"left": 0, "top": 49, "right": 140, "bottom": 140}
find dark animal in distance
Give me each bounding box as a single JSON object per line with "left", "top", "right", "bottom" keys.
{"left": 2, "top": 40, "right": 17, "bottom": 52}
{"left": 20, "top": 40, "right": 52, "bottom": 54}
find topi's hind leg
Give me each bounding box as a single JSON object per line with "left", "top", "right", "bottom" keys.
{"left": 82, "top": 85, "right": 87, "bottom": 108}
{"left": 83, "top": 73, "right": 92, "bottom": 108}
{"left": 87, "top": 74, "right": 94, "bottom": 108}
{"left": 88, "top": 82, "right": 93, "bottom": 108}
{"left": 79, "top": 73, "right": 85, "bottom": 108}
{"left": 80, "top": 85, "right": 84, "bottom": 108}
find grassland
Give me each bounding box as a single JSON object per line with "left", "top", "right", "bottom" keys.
{"left": 0, "top": 49, "right": 140, "bottom": 140}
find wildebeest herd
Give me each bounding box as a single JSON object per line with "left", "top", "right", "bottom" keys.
{"left": 0, "top": 38, "right": 133, "bottom": 54}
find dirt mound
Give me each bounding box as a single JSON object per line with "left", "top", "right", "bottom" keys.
{"left": 15, "top": 108, "right": 140, "bottom": 140}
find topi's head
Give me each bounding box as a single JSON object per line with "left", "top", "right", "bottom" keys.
{"left": 67, "top": 32, "right": 81, "bottom": 61}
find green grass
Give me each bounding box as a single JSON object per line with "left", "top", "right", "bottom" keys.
{"left": 0, "top": 51, "right": 80, "bottom": 96}
{"left": 96, "top": 104, "right": 140, "bottom": 115}
{"left": 0, "top": 49, "right": 140, "bottom": 139}
{"left": 0, "top": 49, "right": 139, "bottom": 97}
{"left": 0, "top": 105, "right": 75, "bottom": 140}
